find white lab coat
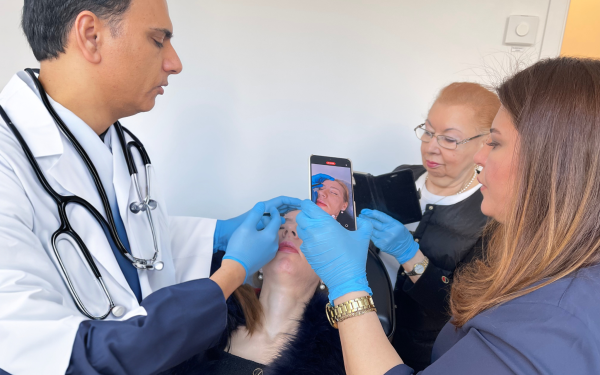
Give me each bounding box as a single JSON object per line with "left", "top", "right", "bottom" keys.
{"left": 0, "top": 71, "right": 216, "bottom": 375}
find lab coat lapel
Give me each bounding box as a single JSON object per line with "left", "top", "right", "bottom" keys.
{"left": 44, "top": 127, "right": 135, "bottom": 298}
{"left": 0, "top": 72, "right": 63, "bottom": 158}
{"left": 46, "top": 147, "right": 134, "bottom": 296}
{"left": 110, "top": 125, "right": 132, "bottom": 232}
{"left": 1, "top": 72, "right": 135, "bottom": 297}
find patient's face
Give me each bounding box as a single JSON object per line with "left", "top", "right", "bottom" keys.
{"left": 315, "top": 180, "right": 349, "bottom": 218}
{"left": 262, "top": 210, "right": 320, "bottom": 289}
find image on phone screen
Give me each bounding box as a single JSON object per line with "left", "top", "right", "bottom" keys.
{"left": 310, "top": 155, "right": 356, "bottom": 231}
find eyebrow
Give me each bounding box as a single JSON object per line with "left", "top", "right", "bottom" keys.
{"left": 425, "top": 120, "right": 464, "bottom": 134}
{"left": 151, "top": 28, "right": 173, "bottom": 40}
{"left": 490, "top": 128, "right": 501, "bottom": 134}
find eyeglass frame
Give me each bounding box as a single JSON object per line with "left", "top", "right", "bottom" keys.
{"left": 414, "top": 123, "right": 489, "bottom": 150}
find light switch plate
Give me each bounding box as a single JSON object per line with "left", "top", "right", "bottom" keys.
{"left": 504, "top": 15, "right": 539, "bottom": 46}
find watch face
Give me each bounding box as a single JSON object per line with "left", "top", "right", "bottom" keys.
{"left": 414, "top": 264, "right": 425, "bottom": 274}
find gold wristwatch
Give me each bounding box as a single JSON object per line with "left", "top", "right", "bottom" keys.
{"left": 325, "top": 296, "right": 377, "bottom": 329}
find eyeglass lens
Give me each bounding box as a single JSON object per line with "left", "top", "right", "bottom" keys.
{"left": 415, "top": 125, "right": 458, "bottom": 150}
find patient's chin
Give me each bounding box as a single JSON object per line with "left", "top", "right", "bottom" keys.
{"left": 265, "top": 254, "right": 311, "bottom": 281}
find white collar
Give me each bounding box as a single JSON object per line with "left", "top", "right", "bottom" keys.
{"left": 0, "top": 71, "right": 64, "bottom": 158}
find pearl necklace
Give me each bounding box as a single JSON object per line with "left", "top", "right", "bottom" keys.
{"left": 424, "top": 168, "right": 478, "bottom": 197}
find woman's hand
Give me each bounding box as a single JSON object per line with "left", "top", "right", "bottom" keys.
{"left": 359, "top": 209, "right": 419, "bottom": 265}
{"left": 296, "top": 199, "right": 373, "bottom": 302}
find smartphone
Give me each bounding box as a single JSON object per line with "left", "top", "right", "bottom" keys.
{"left": 309, "top": 155, "right": 356, "bottom": 231}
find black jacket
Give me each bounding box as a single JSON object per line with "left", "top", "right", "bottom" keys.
{"left": 390, "top": 165, "right": 487, "bottom": 371}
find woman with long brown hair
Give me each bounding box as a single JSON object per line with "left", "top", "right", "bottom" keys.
{"left": 296, "top": 56, "right": 600, "bottom": 374}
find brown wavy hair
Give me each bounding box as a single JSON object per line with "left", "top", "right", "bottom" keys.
{"left": 449, "top": 57, "right": 600, "bottom": 327}
{"left": 232, "top": 279, "right": 327, "bottom": 335}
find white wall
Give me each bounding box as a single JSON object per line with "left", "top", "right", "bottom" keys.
{"left": 0, "top": 0, "right": 569, "bottom": 219}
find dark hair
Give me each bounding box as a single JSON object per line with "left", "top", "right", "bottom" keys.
{"left": 22, "top": 0, "right": 132, "bottom": 61}
{"left": 450, "top": 57, "right": 600, "bottom": 327}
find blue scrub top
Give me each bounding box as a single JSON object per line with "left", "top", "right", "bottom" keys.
{"left": 386, "top": 264, "right": 600, "bottom": 374}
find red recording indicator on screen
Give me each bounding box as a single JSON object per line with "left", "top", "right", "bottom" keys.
{"left": 326, "top": 161, "right": 336, "bottom": 165}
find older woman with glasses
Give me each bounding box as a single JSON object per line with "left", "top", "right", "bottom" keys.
{"left": 364, "top": 82, "right": 500, "bottom": 371}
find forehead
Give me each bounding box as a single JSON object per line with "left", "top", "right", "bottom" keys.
{"left": 284, "top": 210, "right": 300, "bottom": 222}
{"left": 490, "top": 106, "right": 513, "bottom": 134}
{"left": 322, "top": 180, "right": 342, "bottom": 189}
{"left": 427, "top": 103, "right": 479, "bottom": 133}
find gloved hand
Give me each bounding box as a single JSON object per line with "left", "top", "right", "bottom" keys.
{"left": 296, "top": 199, "right": 373, "bottom": 302}
{"left": 223, "top": 202, "right": 281, "bottom": 282}
{"left": 359, "top": 209, "right": 419, "bottom": 264}
{"left": 214, "top": 196, "right": 302, "bottom": 253}
{"left": 311, "top": 173, "right": 334, "bottom": 202}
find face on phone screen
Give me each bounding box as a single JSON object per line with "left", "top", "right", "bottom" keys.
{"left": 311, "top": 162, "right": 356, "bottom": 231}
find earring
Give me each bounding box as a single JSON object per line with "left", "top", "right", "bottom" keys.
{"left": 319, "top": 281, "right": 326, "bottom": 290}
{"left": 258, "top": 269, "right": 263, "bottom": 281}
{"left": 340, "top": 210, "right": 344, "bottom": 215}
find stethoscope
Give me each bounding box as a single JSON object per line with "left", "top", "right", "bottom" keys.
{"left": 0, "top": 68, "right": 163, "bottom": 320}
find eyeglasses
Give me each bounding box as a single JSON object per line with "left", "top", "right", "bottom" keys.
{"left": 414, "top": 123, "right": 489, "bottom": 150}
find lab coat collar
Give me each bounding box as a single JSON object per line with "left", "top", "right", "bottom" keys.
{"left": 0, "top": 72, "right": 63, "bottom": 158}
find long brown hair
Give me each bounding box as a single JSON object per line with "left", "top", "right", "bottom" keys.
{"left": 232, "top": 274, "right": 327, "bottom": 335}
{"left": 450, "top": 57, "right": 600, "bottom": 327}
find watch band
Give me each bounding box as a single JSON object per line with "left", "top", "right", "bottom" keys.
{"left": 402, "top": 256, "right": 429, "bottom": 277}
{"left": 326, "top": 296, "right": 377, "bottom": 329}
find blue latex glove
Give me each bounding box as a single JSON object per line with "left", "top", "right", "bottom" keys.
{"left": 223, "top": 202, "right": 281, "bottom": 282}
{"left": 311, "top": 173, "right": 335, "bottom": 202}
{"left": 359, "top": 209, "right": 419, "bottom": 264}
{"left": 213, "top": 196, "right": 302, "bottom": 253}
{"left": 296, "top": 199, "right": 373, "bottom": 303}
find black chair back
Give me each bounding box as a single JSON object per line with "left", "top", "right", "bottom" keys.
{"left": 366, "top": 246, "right": 396, "bottom": 341}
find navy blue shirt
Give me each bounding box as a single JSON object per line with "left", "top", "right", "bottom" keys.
{"left": 385, "top": 264, "right": 600, "bottom": 374}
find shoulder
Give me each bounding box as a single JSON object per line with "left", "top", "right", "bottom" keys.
{"left": 392, "top": 164, "right": 426, "bottom": 181}
{"left": 552, "top": 265, "right": 600, "bottom": 332}
{"left": 498, "top": 264, "right": 600, "bottom": 316}
{"left": 462, "top": 266, "right": 600, "bottom": 370}
{"left": 471, "top": 265, "right": 600, "bottom": 325}
{"left": 436, "top": 189, "right": 485, "bottom": 220}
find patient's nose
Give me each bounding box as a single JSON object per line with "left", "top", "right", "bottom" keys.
{"left": 283, "top": 228, "right": 298, "bottom": 240}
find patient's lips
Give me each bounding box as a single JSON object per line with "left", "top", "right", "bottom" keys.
{"left": 316, "top": 199, "right": 329, "bottom": 209}
{"left": 278, "top": 241, "right": 299, "bottom": 254}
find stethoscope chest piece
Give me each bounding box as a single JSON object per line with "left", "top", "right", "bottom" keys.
{"left": 111, "top": 305, "right": 126, "bottom": 318}
{"left": 129, "top": 199, "right": 158, "bottom": 214}
{"left": 132, "top": 260, "right": 164, "bottom": 271}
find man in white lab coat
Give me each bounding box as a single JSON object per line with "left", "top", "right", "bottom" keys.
{"left": 0, "top": 0, "right": 299, "bottom": 374}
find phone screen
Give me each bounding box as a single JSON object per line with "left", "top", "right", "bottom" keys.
{"left": 310, "top": 155, "right": 356, "bottom": 231}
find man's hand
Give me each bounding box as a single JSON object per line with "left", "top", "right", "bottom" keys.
{"left": 222, "top": 202, "right": 282, "bottom": 282}
{"left": 213, "top": 196, "right": 301, "bottom": 252}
